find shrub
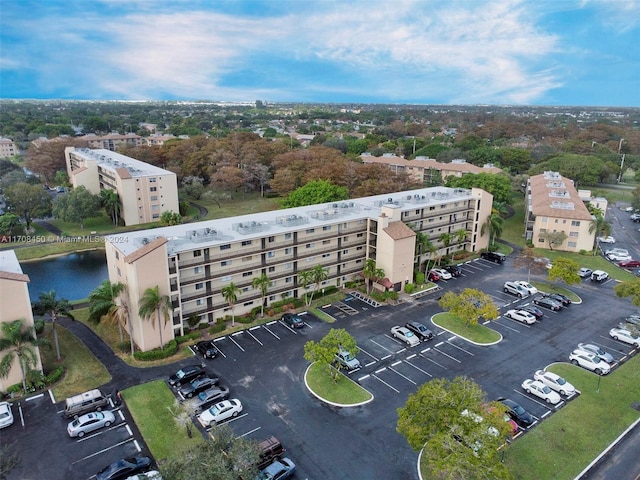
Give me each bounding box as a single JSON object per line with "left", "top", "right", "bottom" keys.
{"left": 579, "top": 249, "right": 588, "bottom": 256}
{"left": 385, "top": 291, "right": 399, "bottom": 301}
{"left": 26, "top": 369, "right": 46, "bottom": 391}
{"left": 404, "top": 284, "right": 416, "bottom": 294}
{"left": 133, "top": 340, "right": 178, "bottom": 361}
{"left": 186, "top": 314, "right": 200, "bottom": 330}
{"left": 209, "top": 323, "right": 226, "bottom": 335}
{"left": 198, "top": 322, "right": 209, "bottom": 330}
{"left": 175, "top": 331, "right": 202, "bottom": 344}
{"left": 415, "top": 272, "right": 425, "bottom": 284}
{"left": 45, "top": 366, "right": 65, "bottom": 385}
{"left": 34, "top": 319, "right": 45, "bottom": 334}
{"left": 116, "top": 341, "right": 131, "bottom": 353}
{"left": 6, "top": 384, "right": 22, "bottom": 395}
{"left": 237, "top": 312, "right": 255, "bottom": 324}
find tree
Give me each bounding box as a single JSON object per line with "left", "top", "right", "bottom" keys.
{"left": 614, "top": 279, "right": 640, "bottom": 306}
{"left": 529, "top": 154, "right": 605, "bottom": 186}
{"left": 0, "top": 319, "right": 48, "bottom": 393}
{"left": 167, "top": 399, "right": 197, "bottom": 439}
{"left": 438, "top": 232, "right": 454, "bottom": 262}
{"left": 547, "top": 257, "right": 581, "bottom": 286}
{"left": 159, "top": 424, "right": 261, "bottom": 480}
{"left": 589, "top": 215, "right": 612, "bottom": 252}
{"left": 304, "top": 328, "right": 358, "bottom": 381}
{"left": 438, "top": 288, "right": 499, "bottom": 326}
{"left": 362, "top": 259, "right": 385, "bottom": 295}
{"left": 31, "top": 290, "right": 74, "bottom": 361}
{"left": 446, "top": 173, "right": 512, "bottom": 204}
{"left": 297, "top": 269, "right": 314, "bottom": 306}
{"left": 485, "top": 213, "right": 504, "bottom": 247}
{"left": 0, "top": 213, "right": 21, "bottom": 236}
{"left": 397, "top": 376, "right": 513, "bottom": 480}
{"left": 251, "top": 273, "right": 271, "bottom": 318}
{"left": 4, "top": 183, "right": 53, "bottom": 230}
{"left": 88, "top": 281, "right": 134, "bottom": 355}
{"left": 221, "top": 282, "right": 240, "bottom": 327}
{"left": 100, "top": 189, "right": 121, "bottom": 226}
{"left": 513, "top": 247, "right": 547, "bottom": 282}
{"left": 53, "top": 186, "right": 101, "bottom": 229}
{"left": 539, "top": 230, "right": 567, "bottom": 251}
{"left": 138, "top": 286, "right": 172, "bottom": 350}
{"left": 309, "top": 264, "right": 329, "bottom": 305}
{"left": 160, "top": 210, "right": 182, "bottom": 226}
{"left": 281, "top": 179, "right": 349, "bottom": 208}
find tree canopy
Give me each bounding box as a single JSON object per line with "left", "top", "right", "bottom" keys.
{"left": 281, "top": 179, "right": 349, "bottom": 208}
{"left": 445, "top": 173, "right": 512, "bottom": 204}
{"left": 547, "top": 257, "right": 581, "bottom": 285}
{"left": 438, "top": 288, "right": 499, "bottom": 326}
{"left": 614, "top": 279, "right": 640, "bottom": 306}
{"left": 304, "top": 328, "right": 358, "bottom": 381}
{"left": 4, "top": 183, "right": 53, "bottom": 230}
{"left": 529, "top": 154, "right": 605, "bottom": 186}
{"left": 53, "top": 186, "right": 101, "bottom": 228}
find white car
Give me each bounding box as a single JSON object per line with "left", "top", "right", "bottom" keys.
{"left": 597, "top": 236, "right": 616, "bottom": 244}
{"left": 533, "top": 370, "right": 576, "bottom": 396}
{"left": 390, "top": 326, "right": 420, "bottom": 347}
{"left": 607, "top": 252, "right": 632, "bottom": 262}
{"left": 504, "top": 309, "right": 537, "bottom": 325}
{"left": 569, "top": 350, "right": 611, "bottom": 375}
{"left": 0, "top": 402, "right": 13, "bottom": 429}
{"left": 609, "top": 328, "right": 640, "bottom": 347}
{"left": 198, "top": 399, "right": 243, "bottom": 427}
{"left": 67, "top": 410, "right": 116, "bottom": 438}
{"left": 125, "top": 471, "right": 162, "bottom": 480}
{"left": 430, "top": 268, "right": 452, "bottom": 280}
{"left": 605, "top": 248, "right": 629, "bottom": 256}
{"left": 577, "top": 268, "right": 593, "bottom": 278}
{"left": 521, "top": 379, "right": 561, "bottom": 404}
{"left": 515, "top": 281, "right": 538, "bottom": 295}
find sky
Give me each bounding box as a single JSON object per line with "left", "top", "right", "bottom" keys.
{"left": 1, "top": 0, "right": 639, "bottom": 106}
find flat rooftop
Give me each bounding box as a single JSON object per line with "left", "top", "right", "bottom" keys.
{"left": 72, "top": 148, "right": 173, "bottom": 177}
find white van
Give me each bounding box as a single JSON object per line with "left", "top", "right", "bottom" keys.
{"left": 64, "top": 389, "right": 108, "bottom": 418}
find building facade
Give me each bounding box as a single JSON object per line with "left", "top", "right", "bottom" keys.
{"left": 0, "top": 251, "right": 43, "bottom": 393}
{"left": 525, "top": 172, "right": 595, "bottom": 252}
{"left": 65, "top": 147, "right": 180, "bottom": 226}
{"left": 0, "top": 138, "right": 18, "bottom": 158}
{"left": 105, "top": 186, "right": 493, "bottom": 351}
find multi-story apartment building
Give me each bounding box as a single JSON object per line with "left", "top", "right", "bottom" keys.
{"left": 360, "top": 153, "right": 503, "bottom": 184}
{"left": 525, "top": 172, "right": 595, "bottom": 252}
{"left": 0, "top": 137, "right": 18, "bottom": 158}
{"left": 82, "top": 133, "right": 144, "bottom": 151}
{"left": 65, "top": 147, "right": 179, "bottom": 226}
{"left": 0, "top": 250, "right": 43, "bottom": 393}
{"left": 105, "top": 186, "right": 493, "bottom": 351}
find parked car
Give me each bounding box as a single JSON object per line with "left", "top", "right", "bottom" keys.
{"left": 390, "top": 326, "right": 420, "bottom": 346}
{"left": 427, "top": 270, "right": 441, "bottom": 282}
{"left": 168, "top": 365, "right": 205, "bottom": 387}
{"left": 577, "top": 267, "right": 593, "bottom": 278}
{"left": 605, "top": 248, "right": 629, "bottom": 256}
{"left": 187, "top": 385, "right": 230, "bottom": 414}
{"left": 515, "top": 281, "right": 538, "bottom": 295}
{"left": 607, "top": 252, "right": 632, "bottom": 262}
{"left": 569, "top": 350, "right": 611, "bottom": 375}
{"left": 597, "top": 236, "right": 616, "bottom": 244}
{"left": 520, "top": 305, "right": 544, "bottom": 320}
{"left": 198, "top": 399, "right": 243, "bottom": 427}
{"left": 630, "top": 213, "right": 640, "bottom": 222}
{"left": 496, "top": 397, "right": 535, "bottom": 428}
{"left": 256, "top": 457, "right": 296, "bottom": 480}
{"left": 64, "top": 389, "right": 109, "bottom": 418}
{"left": 430, "top": 268, "right": 452, "bottom": 280}
{"left": 521, "top": 379, "right": 561, "bottom": 404}
{"left": 96, "top": 456, "right": 152, "bottom": 480}
{"left": 125, "top": 471, "right": 161, "bottom": 480}
{"left": 178, "top": 376, "right": 220, "bottom": 399}
{"left": 194, "top": 340, "right": 219, "bottom": 359}
{"left": 591, "top": 270, "right": 609, "bottom": 282}
{"left": 533, "top": 295, "right": 562, "bottom": 311}
{"left": 609, "top": 328, "right": 640, "bottom": 347}
{"left": 444, "top": 265, "right": 462, "bottom": 277}
{"left": 504, "top": 309, "right": 537, "bottom": 325}
{"left": 576, "top": 343, "right": 614, "bottom": 363}
{"left": 405, "top": 321, "right": 435, "bottom": 341}
{"left": 67, "top": 410, "right": 116, "bottom": 438}
{"left": 618, "top": 260, "right": 640, "bottom": 268}
{"left": 480, "top": 251, "right": 506, "bottom": 263}
{"left": 281, "top": 312, "right": 304, "bottom": 328}
{"left": 334, "top": 349, "right": 361, "bottom": 370}
{"left": 255, "top": 436, "right": 286, "bottom": 470}
{"left": 543, "top": 292, "right": 571, "bottom": 306}
{"left": 0, "top": 402, "right": 14, "bottom": 429}
{"left": 533, "top": 370, "right": 576, "bottom": 396}
{"left": 503, "top": 281, "right": 529, "bottom": 298}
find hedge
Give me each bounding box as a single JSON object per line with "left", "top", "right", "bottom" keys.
{"left": 175, "top": 331, "right": 202, "bottom": 344}
{"left": 133, "top": 340, "right": 178, "bottom": 361}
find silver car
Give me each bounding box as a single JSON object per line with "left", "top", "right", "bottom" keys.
{"left": 67, "top": 410, "right": 116, "bottom": 438}
{"left": 576, "top": 343, "right": 614, "bottom": 364}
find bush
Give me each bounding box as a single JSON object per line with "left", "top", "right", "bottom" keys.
{"left": 209, "top": 323, "right": 226, "bottom": 335}
{"left": 186, "top": 314, "right": 200, "bottom": 330}
{"left": 175, "top": 331, "right": 202, "bottom": 344}
{"left": 116, "top": 341, "right": 131, "bottom": 353}
{"left": 404, "top": 284, "right": 415, "bottom": 294}
{"left": 34, "top": 319, "right": 45, "bottom": 334}
{"left": 579, "top": 249, "right": 588, "bottom": 256}
{"left": 6, "top": 384, "right": 22, "bottom": 395}
{"left": 415, "top": 272, "right": 425, "bottom": 285}
{"left": 133, "top": 340, "right": 178, "bottom": 361}
{"left": 45, "top": 366, "right": 65, "bottom": 385}
{"left": 198, "top": 323, "right": 209, "bottom": 330}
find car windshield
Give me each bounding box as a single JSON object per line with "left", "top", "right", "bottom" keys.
{"left": 176, "top": 370, "right": 186, "bottom": 379}
{"left": 556, "top": 377, "right": 566, "bottom": 385}
{"left": 592, "top": 356, "right": 601, "bottom": 364}
{"left": 513, "top": 405, "right": 525, "bottom": 415}
{"left": 541, "top": 385, "right": 551, "bottom": 394}
{"left": 405, "top": 331, "right": 414, "bottom": 337}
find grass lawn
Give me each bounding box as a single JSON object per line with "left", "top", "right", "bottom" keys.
{"left": 431, "top": 312, "right": 502, "bottom": 345}
{"left": 534, "top": 249, "right": 637, "bottom": 282}
{"left": 305, "top": 362, "right": 372, "bottom": 405}
{"left": 505, "top": 356, "right": 640, "bottom": 480}
{"left": 122, "top": 380, "right": 204, "bottom": 462}
{"left": 501, "top": 193, "right": 526, "bottom": 245}
{"left": 189, "top": 191, "right": 281, "bottom": 221}
{"left": 40, "top": 323, "right": 111, "bottom": 400}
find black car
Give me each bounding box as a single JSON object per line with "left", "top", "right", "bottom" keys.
{"left": 96, "top": 456, "right": 152, "bottom": 480}
{"left": 497, "top": 398, "right": 535, "bottom": 428}
{"left": 195, "top": 340, "right": 219, "bottom": 359}
{"left": 480, "top": 251, "right": 506, "bottom": 263}
{"left": 544, "top": 292, "right": 571, "bottom": 306}
{"left": 533, "top": 295, "right": 562, "bottom": 311}
{"left": 444, "top": 265, "right": 462, "bottom": 277}
{"left": 405, "top": 321, "right": 435, "bottom": 341}
{"left": 168, "top": 364, "right": 206, "bottom": 387}
{"left": 178, "top": 375, "right": 220, "bottom": 399}
{"left": 521, "top": 305, "right": 544, "bottom": 320}
{"left": 281, "top": 312, "right": 304, "bottom": 328}
{"left": 190, "top": 385, "right": 230, "bottom": 414}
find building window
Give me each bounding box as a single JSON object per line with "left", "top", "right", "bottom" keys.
{"left": 220, "top": 244, "right": 231, "bottom": 250}
{"left": 269, "top": 295, "right": 276, "bottom": 301}
{"left": 242, "top": 287, "right": 250, "bottom": 292}
{"left": 196, "top": 299, "right": 203, "bottom": 306}
{"left": 114, "top": 251, "right": 119, "bottom": 260}
{"left": 429, "top": 206, "right": 435, "bottom": 210}
{"left": 355, "top": 259, "right": 362, "bottom": 264}
{"left": 194, "top": 266, "right": 201, "bottom": 274}
{"left": 343, "top": 249, "right": 348, "bottom": 254}
{"left": 568, "top": 241, "right": 577, "bottom": 248}
{"left": 323, "top": 240, "right": 331, "bottom": 245}
{"left": 195, "top": 283, "right": 203, "bottom": 290}
{"left": 285, "top": 247, "right": 292, "bottom": 254}
{"left": 571, "top": 220, "right": 580, "bottom": 227}
{"left": 268, "top": 236, "right": 275, "bottom": 242}
{"left": 285, "top": 277, "right": 292, "bottom": 283}
{"left": 152, "top": 213, "right": 160, "bottom": 219}
{"left": 221, "top": 275, "right": 232, "bottom": 282}
{"left": 285, "top": 233, "right": 291, "bottom": 239}
{"left": 357, "top": 246, "right": 364, "bottom": 251}
{"left": 242, "top": 240, "right": 252, "bottom": 246}
{"left": 243, "top": 301, "right": 253, "bottom": 306}
{"left": 538, "top": 238, "right": 545, "bottom": 243}
{"left": 150, "top": 187, "right": 157, "bottom": 192}
{"left": 149, "top": 177, "right": 157, "bottom": 182}
{"left": 569, "top": 232, "right": 579, "bottom": 237}
{"left": 267, "top": 251, "right": 275, "bottom": 258}
{"left": 306, "top": 243, "right": 313, "bottom": 249}
{"left": 344, "top": 236, "right": 349, "bottom": 241}
{"left": 554, "top": 219, "right": 558, "bottom": 223}
{"left": 116, "top": 266, "right": 121, "bottom": 276}
{"left": 285, "top": 263, "right": 292, "bottom": 269}
{"left": 221, "top": 260, "right": 231, "bottom": 267}
{"left": 541, "top": 217, "right": 548, "bottom": 223}
{"left": 194, "top": 250, "right": 202, "bottom": 257}
{"left": 322, "top": 253, "right": 331, "bottom": 258}
{"left": 268, "top": 266, "right": 275, "bottom": 273}
{"left": 243, "top": 272, "right": 252, "bottom": 277}
{"left": 357, "top": 233, "right": 364, "bottom": 238}
{"left": 242, "top": 256, "right": 252, "bottom": 262}
{"left": 323, "top": 225, "right": 331, "bottom": 231}
{"left": 150, "top": 195, "right": 158, "bottom": 201}
{"left": 306, "top": 228, "right": 315, "bottom": 234}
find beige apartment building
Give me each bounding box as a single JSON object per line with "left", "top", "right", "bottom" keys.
{"left": 65, "top": 147, "right": 179, "bottom": 226}
{"left": 0, "top": 251, "right": 43, "bottom": 393}
{"left": 360, "top": 153, "right": 503, "bottom": 184}
{"left": 525, "top": 172, "right": 595, "bottom": 252}
{"left": 81, "top": 133, "right": 178, "bottom": 150}
{"left": 0, "top": 138, "right": 18, "bottom": 158}
{"left": 105, "top": 186, "right": 493, "bottom": 351}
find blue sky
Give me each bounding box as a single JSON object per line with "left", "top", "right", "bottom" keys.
{"left": 1, "top": 0, "right": 638, "bottom": 106}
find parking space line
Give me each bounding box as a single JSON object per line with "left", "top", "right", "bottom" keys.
{"left": 375, "top": 367, "right": 387, "bottom": 374}
{"left": 370, "top": 339, "right": 394, "bottom": 354}
{"left": 358, "top": 374, "right": 370, "bottom": 381}
{"left": 358, "top": 346, "right": 379, "bottom": 361}
{"left": 421, "top": 347, "right": 431, "bottom": 354}
{"left": 446, "top": 341, "right": 475, "bottom": 356}
{"left": 435, "top": 341, "right": 444, "bottom": 347}
{"left": 71, "top": 438, "right": 136, "bottom": 464}
{"left": 419, "top": 352, "right": 447, "bottom": 369}
{"left": 372, "top": 374, "right": 400, "bottom": 393}
{"left": 365, "top": 361, "right": 376, "bottom": 367}
{"left": 266, "top": 320, "right": 277, "bottom": 325}
{"left": 229, "top": 335, "right": 245, "bottom": 352}
{"left": 118, "top": 410, "right": 125, "bottom": 421}
{"left": 262, "top": 324, "right": 281, "bottom": 340}
{"left": 406, "top": 354, "right": 417, "bottom": 360}
{"left": 513, "top": 389, "right": 554, "bottom": 409}
{"left": 26, "top": 393, "right": 44, "bottom": 402}
{"left": 434, "top": 348, "right": 462, "bottom": 363}
{"left": 278, "top": 321, "right": 298, "bottom": 334}
{"left": 381, "top": 354, "right": 392, "bottom": 361}
{"left": 391, "top": 360, "right": 402, "bottom": 367}
{"left": 238, "top": 426, "right": 261, "bottom": 438}
{"left": 403, "top": 359, "right": 432, "bottom": 377}
{"left": 493, "top": 319, "right": 520, "bottom": 333}
{"left": 247, "top": 329, "right": 264, "bottom": 346}
{"left": 125, "top": 424, "right": 132, "bottom": 436}
{"left": 389, "top": 367, "right": 417, "bottom": 385}
{"left": 249, "top": 326, "right": 261, "bottom": 331}
{"left": 205, "top": 412, "right": 248, "bottom": 430}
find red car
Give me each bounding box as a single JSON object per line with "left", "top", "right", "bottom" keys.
{"left": 618, "top": 260, "right": 640, "bottom": 268}
{"left": 427, "top": 270, "right": 441, "bottom": 282}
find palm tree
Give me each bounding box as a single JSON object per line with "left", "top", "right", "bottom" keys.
{"left": 309, "top": 264, "right": 329, "bottom": 304}
{"left": 422, "top": 240, "right": 438, "bottom": 275}
{"left": 31, "top": 290, "right": 74, "bottom": 361}
{"left": 221, "top": 282, "right": 240, "bottom": 326}
{"left": 251, "top": 273, "right": 271, "bottom": 318}
{"left": 438, "top": 232, "right": 454, "bottom": 265}
{"left": 100, "top": 189, "right": 121, "bottom": 226}
{"left": 138, "top": 286, "right": 172, "bottom": 350}
{"left": 362, "top": 259, "right": 385, "bottom": 295}
{"left": 297, "top": 269, "right": 314, "bottom": 306}
{"left": 589, "top": 215, "right": 611, "bottom": 253}
{"left": 0, "top": 319, "right": 49, "bottom": 393}
{"left": 487, "top": 213, "right": 504, "bottom": 247}
{"left": 492, "top": 201, "right": 509, "bottom": 218}
{"left": 88, "top": 281, "right": 134, "bottom": 355}
{"left": 454, "top": 228, "right": 468, "bottom": 247}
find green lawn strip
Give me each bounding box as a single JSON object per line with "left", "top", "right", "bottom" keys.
{"left": 506, "top": 358, "right": 640, "bottom": 480}
{"left": 431, "top": 313, "right": 501, "bottom": 345}
{"left": 305, "top": 362, "right": 372, "bottom": 405}
{"left": 530, "top": 282, "right": 581, "bottom": 303}
{"left": 13, "top": 242, "right": 104, "bottom": 261}
{"left": 122, "top": 380, "right": 204, "bottom": 462}
{"left": 536, "top": 249, "right": 636, "bottom": 282}
{"left": 40, "top": 324, "right": 111, "bottom": 400}
{"left": 500, "top": 193, "right": 526, "bottom": 245}
{"left": 188, "top": 192, "right": 281, "bottom": 221}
